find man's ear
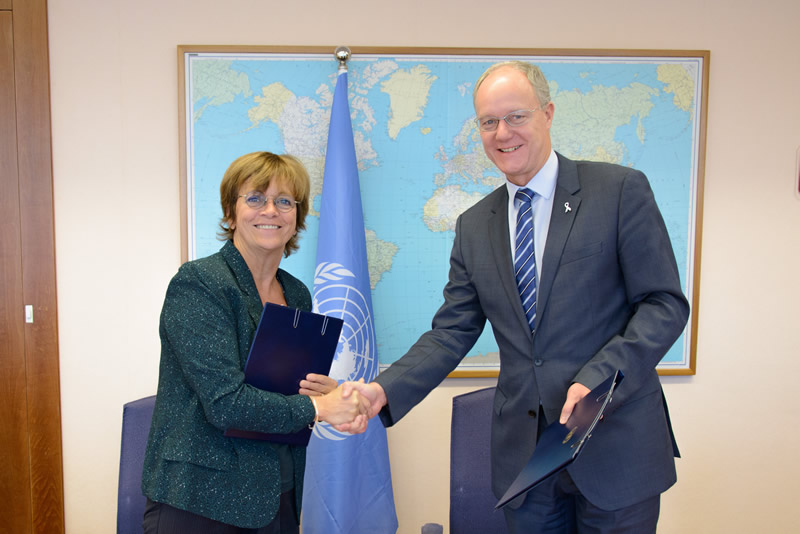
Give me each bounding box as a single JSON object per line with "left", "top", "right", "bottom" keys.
{"left": 544, "top": 100, "right": 555, "bottom": 128}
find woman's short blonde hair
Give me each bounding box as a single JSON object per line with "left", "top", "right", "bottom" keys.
{"left": 218, "top": 151, "right": 311, "bottom": 257}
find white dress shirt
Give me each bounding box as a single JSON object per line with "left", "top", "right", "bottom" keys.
{"left": 506, "top": 150, "right": 559, "bottom": 283}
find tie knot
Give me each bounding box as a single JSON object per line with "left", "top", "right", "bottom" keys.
{"left": 515, "top": 188, "right": 534, "bottom": 207}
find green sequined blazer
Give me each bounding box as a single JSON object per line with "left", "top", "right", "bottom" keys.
{"left": 141, "top": 240, "right": 316, "bottom": 528}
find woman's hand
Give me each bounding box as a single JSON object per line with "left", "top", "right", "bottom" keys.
{"left": 299, "top": 373, "right": 338, "bottom": 396}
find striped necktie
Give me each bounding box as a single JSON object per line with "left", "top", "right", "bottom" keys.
{"left": 514, "top": 188, "right": 537, "bottom": 333}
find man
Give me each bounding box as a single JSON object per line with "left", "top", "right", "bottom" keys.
{"left": 345, "top": 61, "right": 689, "bottom": 532}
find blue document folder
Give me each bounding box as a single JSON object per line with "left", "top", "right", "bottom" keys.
{"left": 224, "top": 303, "right": 343, "bottom": 445}
{"left": 496, "top": 370, "right": 624, "bottom": 509}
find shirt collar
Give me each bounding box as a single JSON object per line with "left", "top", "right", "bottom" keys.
{"left": 505, "top": 150, "right": 558, "bottom": 201}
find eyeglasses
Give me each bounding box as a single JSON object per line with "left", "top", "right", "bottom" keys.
{"left": 475, "top": 108, "right": 542, "bottom": 132}
{"left": 239, "top": 192, "right": 298, "bottom": 212}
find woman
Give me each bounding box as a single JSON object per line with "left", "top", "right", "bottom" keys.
{"left": 142, "top": 152, "right": 365, "bottom": 533}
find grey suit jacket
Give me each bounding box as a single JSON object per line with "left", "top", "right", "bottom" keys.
{"left": 375, "top": 152, "right": 689, "bottom": 510}
{"left": 142, "top": 240, "right": 316, "bottom": 528}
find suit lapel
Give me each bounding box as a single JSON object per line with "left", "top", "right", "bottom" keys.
{"left": 221, "top": 241, "right": 264, "bottom": 346}
{"left": 487, "top": 188, "right": 534, "bottom": 337}
{"left": 536, "top": 154, "right": 581, "bottom": 331}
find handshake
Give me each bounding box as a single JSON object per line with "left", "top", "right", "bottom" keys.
{"left": 299, "top": 375, "right": 387, "bottom": 434}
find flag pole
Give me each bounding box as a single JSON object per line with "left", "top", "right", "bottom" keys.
{"left": 301, "top": 44, "right": 399, "bottom": 533}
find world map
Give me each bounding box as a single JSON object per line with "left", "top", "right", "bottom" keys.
{"left": 184, "top": 51, "right": 704, "bottom": 372}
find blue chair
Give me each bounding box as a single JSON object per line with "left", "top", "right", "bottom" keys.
{"left": 449, "top": 386, "right": 508, "bottom": 534}
{"left": 423, "top": 387, "right": 508, "bottom": 534}
{"left": 117, "top": 395, "right": 156, "bottom": 534}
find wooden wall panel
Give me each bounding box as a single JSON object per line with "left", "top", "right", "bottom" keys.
{"left": 14, "top": 0, "right": 65, "bottom": 530}
{"left": 0, "top": 11, "right": 33, "bottom": 533}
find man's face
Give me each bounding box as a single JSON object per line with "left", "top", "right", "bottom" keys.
{"left": 474, "top": 67, "right": 554, "bottom": 186}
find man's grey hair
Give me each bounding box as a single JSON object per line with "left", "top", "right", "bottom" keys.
{"left": 473, "top": 60, "right": 551, "bottom": 109}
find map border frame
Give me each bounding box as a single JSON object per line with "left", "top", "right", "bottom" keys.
{"left": 177, "top": 45, "right": 709, "bottom": 377}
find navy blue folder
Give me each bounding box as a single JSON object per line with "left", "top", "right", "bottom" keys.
{"left": 224, "top": 303, "right": 343, "bottom": 445}
{"left": 496, "top": 370, "right": 624, "bottom": 509}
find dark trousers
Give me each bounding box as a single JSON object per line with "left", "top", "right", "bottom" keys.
{"left": 143, "top": 489, "right": 299, "bottom": 534}
{"left": 502, "top": 470, "right": 660, "bottom": 534}
{"left": 502, "top": 409, "right": 661, "bottom": 533}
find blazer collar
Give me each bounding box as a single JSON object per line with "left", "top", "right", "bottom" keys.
{"left": 536, "top": 153, "right": 581, "bottom": 328}
{"left": 220, "top": 240, "right": 264, "bottom": 326}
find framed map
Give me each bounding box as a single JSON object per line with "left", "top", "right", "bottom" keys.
{"left": 179, "top": 46, "right": 708, "bottom": 376}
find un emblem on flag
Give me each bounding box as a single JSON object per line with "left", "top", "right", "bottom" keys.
{"left": 313, "top": 262, "right": 379, "bottom": 385}
{"left": 312, "top": 262, "right": 379, "bottom": 440}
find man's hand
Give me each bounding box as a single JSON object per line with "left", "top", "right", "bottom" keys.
{"left": 330, "top": 380, "right": 388, "bottom": 434}
{"left": 559, "top": 382, "right": 591, "bottom": 424}
{"left": 313, "top": 381, "right": 371, "bottom": 427}
{"left": 344, "top": 380, "right": 387, "bottom": 418}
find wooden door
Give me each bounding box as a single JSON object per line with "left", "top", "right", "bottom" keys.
{"left": 0, "top": 0, "right": 65, "bottom": 532}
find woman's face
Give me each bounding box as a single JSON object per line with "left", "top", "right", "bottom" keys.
{"left": 231, "top": 178, "right": 297, "bottom": 260}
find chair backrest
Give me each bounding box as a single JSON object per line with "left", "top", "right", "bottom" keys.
{"left": 449, "top": 387, "right": 508, "bottom": 534}
{"left": 117, "top": 395, "right": 156, "bottom": 534}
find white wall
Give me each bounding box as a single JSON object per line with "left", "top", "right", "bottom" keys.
{"left": 48, "top": 0, "right": 800, "bottom": 532}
